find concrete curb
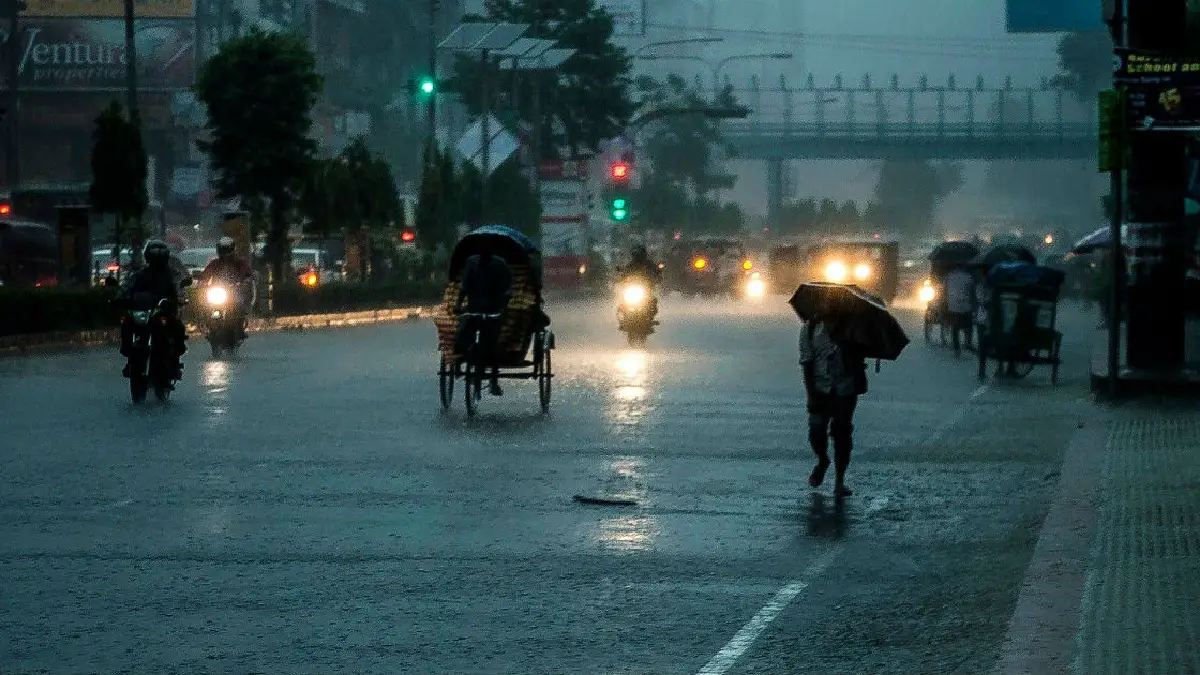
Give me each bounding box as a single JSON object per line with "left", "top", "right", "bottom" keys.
{"left": 0, "top": 305, "right": 435, "bottom": 357}
{"left": 993, "top": 416, "right": 1109, "bottom": 675}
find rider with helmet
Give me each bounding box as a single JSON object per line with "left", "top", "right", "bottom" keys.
{"left": 117, "top": 239, "right": 188, "bottom": 378}
{"left": 622, "top": 245, "right": 662, "bottom": 287}
{"left": 198, "top": 236, "right": 255, "bottom": 338}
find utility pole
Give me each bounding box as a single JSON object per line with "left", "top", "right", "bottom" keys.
{"left": 3, "top": 0, "right": 25, "bottom": 189}
{"left": 427, "top": 0, "right": 438, "bottom": 146}
{"left": 479, "top": 48, "right": 491, "bottom": 224}
{"left": 1124, "top": 0, "right": 1188, "bottom": 371}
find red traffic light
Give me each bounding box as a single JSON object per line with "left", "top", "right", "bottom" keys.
{"left": 610, "top": 162, "right": 630, "bottom": 180}
{"left": 400, "top": 229, "right": 415, "bottom": 242}
{"left": 0, "top": 203, "right": 10, "bottom": 215}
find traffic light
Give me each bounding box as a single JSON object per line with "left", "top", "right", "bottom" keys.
{"left": 610, "top": 197, "right": 628, "bottom": 222}
{"left": 418, "top": 77, "right": 435, "bottom": 96}
{"left": 610, "top": 162, "right": 629, "bottom": 180}
{"left": 0, "top": 202, "right": 10, "bottom": 216}
{"left": 400, "top": 228, "right": 416, "bottom": 243}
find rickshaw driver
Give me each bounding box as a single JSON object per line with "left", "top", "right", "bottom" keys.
{"left": 455, "top": 250, "right": 513, "bottom": 396}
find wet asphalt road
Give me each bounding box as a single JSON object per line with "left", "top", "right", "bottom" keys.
{"left": 0, "top": 294, "right": 1096, "bottom": 674}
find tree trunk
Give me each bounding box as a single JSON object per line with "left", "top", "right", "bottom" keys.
{"left": 269, "top": 197, "right": 291, "bottom": 289}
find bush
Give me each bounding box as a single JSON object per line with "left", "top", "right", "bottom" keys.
{"left": 0, "top": 285, "right": 121, "bottom": 336}
{"left": 266, "top": 280, "right": 444, "bottom": 316}
{"left": 2, "top": 280, "right": 446, "bottom": 337}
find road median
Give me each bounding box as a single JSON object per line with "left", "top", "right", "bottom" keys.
{"left": 0, "top": 305, "right": 435, "bottom": 357}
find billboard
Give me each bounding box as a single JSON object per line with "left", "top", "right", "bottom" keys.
{"left": 1006, "top": 0, "right": 1104, "bottom": 33}
{"left": 1115, "top": 49, "right": 1200, "bottom": 131}
{"left": 22, "top": 0, "right": 193, "bottom": 18}
{"left": 0, "top": 19, "right": 195, "bottom": 91}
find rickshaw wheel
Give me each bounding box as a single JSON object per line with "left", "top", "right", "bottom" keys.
{"left": 464, "top": 361, "right": 480, "bottom": 417}
{"left": 438, "top": 358, "right": 455, "bottom": 410}
{"left": 538, "top": 334, "right": 553, "bottom": 414}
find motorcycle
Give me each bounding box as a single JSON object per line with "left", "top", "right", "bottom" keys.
{"left": 617, "top": 278, "right": 659, "bottom": 346}
{"left": 123, "top": 292, "right": 184, "bottom": 403}
{"left": 202, "top": 280, "right": 247, "bottom": 357}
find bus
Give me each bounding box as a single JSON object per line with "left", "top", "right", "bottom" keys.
{"left": 0, "top": 218, "right": 59, "bottom": 286}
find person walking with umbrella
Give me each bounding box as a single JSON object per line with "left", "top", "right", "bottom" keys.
{"left": 790, "top": 282, "right": 910, "bottom": 497}
{"left": 799, "top": 311, "right": 866, "bottom": 496}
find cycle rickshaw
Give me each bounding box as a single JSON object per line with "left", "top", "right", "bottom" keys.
{"left": 976, "top": 261, "right": 1065, "bottom": 384}
{"left": 434, "top": 226, "right": 555, "bottom": 416}
{"left": 922, "top": 241, "right": 980, "bottom": 345}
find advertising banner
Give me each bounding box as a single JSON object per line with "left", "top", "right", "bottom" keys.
{"left": 1005, "top": 0, "right": 1103, "bottom": 33}
{"left": 0, "top": 19, "right": 195, "bottom": 91}
{"left": 1115, "top": 49, "right": 1200, "bottom": 131}
{"left": 22, "top": 0, "right": 193, "bottom": 18}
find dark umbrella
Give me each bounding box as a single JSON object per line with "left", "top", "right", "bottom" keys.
{"left": 970, "top": 244, "right": 1036, "bottom": 269}
{"left": 928, "top": 241, "right": 980, "bottom": 265}
{"left": 1070, "top": 226, "right": 1124, "bottom": 255}
{"left": 788, "top": 282, "right": 910, "bottom": 360}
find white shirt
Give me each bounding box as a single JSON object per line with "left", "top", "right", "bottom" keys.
{"left": 945, "top": 268, "right": 975, "bottom": 314}
{"left": 799, "top": 321, "right": 857, "bottom": 396}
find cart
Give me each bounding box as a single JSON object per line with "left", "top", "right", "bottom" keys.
{"left": 976, "top": 262, "right": 1065, "bottom": 384}
{"left": 434, "top": 226, "right": 555, "bottom": 417}
{"left": 922, "top": 241, "right": 980, "bottom": 346}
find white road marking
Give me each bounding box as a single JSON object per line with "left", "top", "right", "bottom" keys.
{"left": 925, "top": 384, "right": 989, "bottom": 445}
{"left": 695, "top": 495, "right": 892, "bottom": 675}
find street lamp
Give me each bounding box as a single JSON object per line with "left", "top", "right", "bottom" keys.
{"left": 637, "top": 51, "right": 794, "bottom": 99}
{"left": 631, "top": 37, "right": 723, "bottom": 57}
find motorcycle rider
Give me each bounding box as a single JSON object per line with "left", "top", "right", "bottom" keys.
{"left": 198, "top": 236, "right": 255, "bottom": 339}
{"left": 620, "top": 245, "right": 661, "bottom": 317}
{"left": 116, "top": 239, "right": 188, "bottom": 379}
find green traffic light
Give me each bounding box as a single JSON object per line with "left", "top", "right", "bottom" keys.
{"left": 419, "top": 78, "right": 435, "bottom": 95}
{"left": 612, "top": 209, "right": 628, "bottom": 221}
{"left": 612, "top": 198, "right": 626, "bottom": 209}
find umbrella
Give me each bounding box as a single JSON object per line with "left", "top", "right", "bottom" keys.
{"left": 971, "top": 244, "right": 1036, "bottom": 269}
{"left": 928, "top": 241, "right": 980, "bottom": 265}
{"left": 1071, "top": 225, "right": 1130, "bottom": 255}
{"left": 788, "top": 282, "right": 910, "bottom": 361}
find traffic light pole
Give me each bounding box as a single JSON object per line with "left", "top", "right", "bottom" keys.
{"left": 427, "top": 0, "right": 438, "bottom": 146}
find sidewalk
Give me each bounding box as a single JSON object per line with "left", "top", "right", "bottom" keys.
{"left": 996, "top": 403, "right": 1200, "bottom": 675}
{"left": 1072, "top": 405, "right": 1200, "bottom": 675}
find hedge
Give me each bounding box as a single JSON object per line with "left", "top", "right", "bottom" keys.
{"left": 1, "top": 281, "right": 446, "bottom": 337}
{"left": 0, "top": 286, "right": 120, "bottom": 336}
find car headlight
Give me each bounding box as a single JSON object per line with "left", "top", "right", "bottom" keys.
{"left": 622, "top": 284, "right": 647, "bottom": 305}
{"left": 747, "top": 278, "right": 766, "bottom": 297}
{"left": 206, "top": 286, "right": 228, "bottom": 305}
{"left": 854, "top": 263, "right": 872, "bottom": 280}
{"left": 918, "top": 281, "right": 936, "bottom": 304}
{"left": 824, "top": 261, "right": 848, "bottom": 283}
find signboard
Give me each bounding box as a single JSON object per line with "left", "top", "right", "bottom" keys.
{"left": 0, "top": 19, "right": 196, "bottom": 91}
{"left": 455, "top": 114, "right": 518, "bottom": 177}
{"left": 1005, "top": 0, "right": 1104, "bottom": 33}
{"left": 1114, "top": 49, "right": 1200, "bottom": 131}
{"left": 539, "top": 158, "right": 590, "bottom": 181}
{"left": 540, "top": 179, "right": 586, "bottom": 256}
{"left": 22, "top": 0, "right": 193, "bottom": 18}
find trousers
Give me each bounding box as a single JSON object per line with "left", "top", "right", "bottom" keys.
{"left": 807, "top": 392, "right": 858, "bottom": 470}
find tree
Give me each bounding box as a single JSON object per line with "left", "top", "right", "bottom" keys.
{"left": 1050, "top": 31, "right": 1112, "bottom": 101}
{"left": 298, "top": 157, "right": 353, "bottom": 243}
{"left": 195, "top": 27, "right": 323, "bottom": 284}
{"left": 89, "top": 100, "right": 148, "bottom": 274}
{"left": 869, "top": 160, "right": 964, "bottom": 236}
{"left": 631, "top": 74, "right": 741, "bottom": 235}
{"left": 458, "top": 158, "right": 540, "bottom": 239}
{"left": 448, "top": 0, "right": 634, "bottom": 157}
{"left": 415, "top": 143, "right": 444, "bottom": 252}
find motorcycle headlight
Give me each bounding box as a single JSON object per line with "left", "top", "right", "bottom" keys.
{"left": 206, "top": 286, "right": 228, "bottom": 305}
{"left": 622, "top": 284, "right": 647, "bottom": 305}
{"left": 824, "top": 261, "right": 848, "bottom": 283}
{"left": 854, "top": 263, "right": 872, "bottom": 280}
{"left": 747, "top": 278, "right": 766, "bottom": 297}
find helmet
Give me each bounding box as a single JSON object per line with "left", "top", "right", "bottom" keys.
{"left": 143, "top": 239, "right": 170, "bottom": 269}
{"left": 217, "top": 236, "right": 235, "bottom": 258}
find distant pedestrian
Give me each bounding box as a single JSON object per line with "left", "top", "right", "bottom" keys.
{"left": 799, "top": 313, "right": 868, "bottom": 497}
{"left": 944, "top": 265, "right": 975, "bottom": 357}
